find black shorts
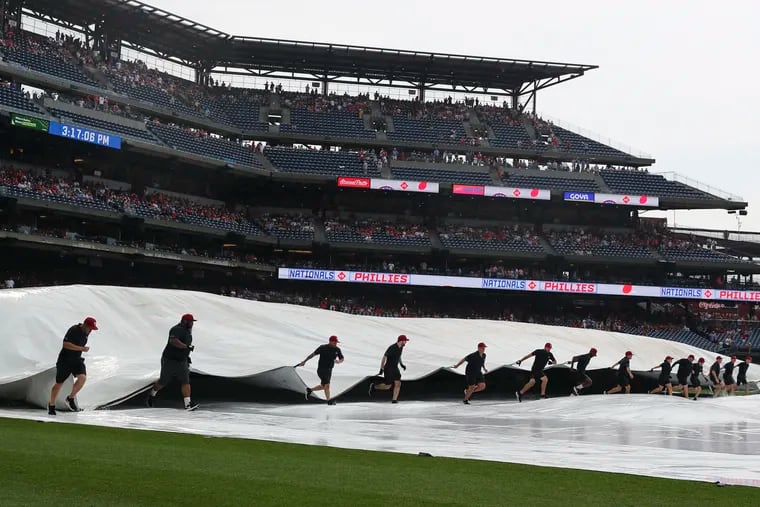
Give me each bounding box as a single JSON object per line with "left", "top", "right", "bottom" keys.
{"left": 384, "top": 367, "right": 401, "bottom": 384}
{"left": 55, "top": 359, "right": 86, "bottom": 384}
{"left": 158, "top": 358, "right": 190, "bottom": 385}
{"left": 677, "top": 375, "right": 689, "bottom": 386}
{"left": 617, "top": 374, "right": 630, "bottom": 387}
{"left": 689, "top": 375, "right": 701, "bottom": 388}
{"left": 724, "top": 375, "right": 735, "bottom": 386}
{"left": 531, "top": 371, "right": 546, "bottom": 382}
{"left": 737, "top": 375, "right": 747, "bottom": 386}
{"left": 466, "top": 371, "right": 485, "bottom": 386}
{"left": 658, "top": 375, "right": 672, "bottom": 387}
{"left": 317, "top": 368, "right": 332, "bottom": 386}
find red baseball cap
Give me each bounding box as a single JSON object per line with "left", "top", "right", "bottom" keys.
{"left": 625, "top": 351, "right": 633, "bottom": 357}
{"left": 478, "top": 342, "right": 487, "bottom": 349}
{"left": 746, "top": 356, "right": 753, "bottom": 361}
{"left": 688, "top": 354, "right": 695, "bottom": 360}
{"left": 83, "top": 317, "right": 98, "bottom": 330}
{"left": 665, "top": 356, "right": 673, "bottom": 361}
{"left": 181, "top": 313, "right": 197, "bottom": 322}
{"left": 590, "top": 347, "right": 598, "bottom": 356}
{"left": 730, "top": 355, "right": 737, "bottom": 360}
{"left": 716, "top": 356, "right": 723, "bottom": 361}
{"left": 544, "top": 342, "right": 552, "bottom": 350}
{"left": 698, "top": 358, "right": 705, "bottom": 363}
{"left": 329, "top": 335, "right": 340, "bottom": 343}
{"left": 397, "top": 335, "right": 409, "bottom": 342}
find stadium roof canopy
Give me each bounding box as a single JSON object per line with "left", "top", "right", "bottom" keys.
{"left": 22, "top": 0, "right": 598, "bottom": 97}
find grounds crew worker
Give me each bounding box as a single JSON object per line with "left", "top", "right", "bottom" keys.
{"left": 147, "top": 314, "right": 199, "bottom": 410}
{"left": 48, "top": 317, "right": 98, "bottom": 415}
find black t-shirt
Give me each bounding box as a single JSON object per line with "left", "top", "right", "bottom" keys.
{"left": 710, "top": 362, "right": 721, "bottom": 379}
{"left": 573, "top": 353, "right": 593, "bottom": 374}
{"left": 465, "top": 351, "right": 486, "bottom": 374}
{"left": 658, "top": 361, "right": 672, "bottom": 377}
{"left": 674, "top": 358, "right": 692, "bottom": 376}
{"left": 314, "top": 344, "right": 344, "bottom": 370}
{"left": 384, "top": 344, "right": 403, "bottom": 369}
{"left": 531, "top": 349, "right": 556, "bottom": 373}
{"left": 737, "top": 362, "right": 750, "bottom": 377}
{"left": 162, "top": 324, "right": 192, "bottom": 361}
{"left": 723, "top": 362, "right": 735, "bottom": 378}
{"left": 691, "top": 363, "right": 703, "bottom": 376}
{"left": 618, "top": 357, "right": 631, "bottom": 375}
{"left": 57, "top": 324, "right": 88, "bottom": 363}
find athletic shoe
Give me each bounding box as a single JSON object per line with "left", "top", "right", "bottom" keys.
{"left": 368, "top": 383, "right": 375, "bottom": 397}
{"left": 571, "top": 387, "right": 579, "bottom": 396}
{"left": 185, "top": 401, "right": 199, "bottom": 411}
{"left": 603, "top": 390, "right": 608, "bottom": 395}
{"left": 305, "top": 387, "right": 312, "bottom": 400}
{"left": 147, "top": 395, "right": 155, "bottom": 408}
{"left": 692, "top": 396, "right": 698, "bottom": 401}
{"left": 463, "top": 400, "right": 470, "bottom": 405}
{"left": 65, "top": 396, "right": 81, "bottom": 412}
{"left": 48, "top": 405, "right": 56, "bottom": 416}
{"left": 540, "top": 394, "right": 548, "bottom": 399}
{"left": 515, "top": 391, "right": 522, "bottom": 403}
{"left": 391, "top": 400, "right": 398, "bottom": 404}
{"left": 327, "top": 399, "right": 336, "bottom": 405}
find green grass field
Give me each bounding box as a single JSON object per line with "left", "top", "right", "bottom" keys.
{"left": 0, "top": 417, "right": 757, "bottom": 506}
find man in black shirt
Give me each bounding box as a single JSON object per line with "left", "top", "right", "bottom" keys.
{"left": 568, "top": 347, "right": 597, "bottom": 395}
{"left": 672, "top": 355, "right": 695, "bottom": 399}
{"left": 710, "top": 356, "right": 724, "bottom": 398}
{"left": 297, "top": 335, "right": 344, "bottom": 405}
{"left": 369, "top": 335, "right": 408, "bottom": 403}
{"left": 648, "top": 356, "right": 674, "bottom": 395}
{"left": 48, "top": 317, "right": 98, "bottom": 415}
{"left": 606, "top": 351, "right": 634, "bottom": 394}
{"left": 688, "top": 357, "right": 705, "bottom": 400}
{"left": 514, "top": 342, "right": 556, "bottom": 402}
{"left": 147, "top": 314, "right": 199, "bottom": 410}
{"left": 452, "top": 342, "right": 488, "bottom": 404}
{"left": 723, "top": 355, "right": 738, "bottom": 395}
{"left": 737, "top": 356, "right": 752, "bottom": 394}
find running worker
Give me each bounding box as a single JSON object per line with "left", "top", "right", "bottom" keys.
{"left": 673, "top": 355, "right": 695, "bottom": 399}
{"left": 689, "top": 357, "right": 705, "bottom": 400}
{"left": 737, "top": 356, "right": 752, "bottom": 394}
{"left": 297, "top": 335, "right": 344, "bottom": 405}
{"left": 147, "top": 314, "right": 199, "bottom": 410}
{"left": 515, "top": 342, "right": 556, "bottom": 402}
{"left": 452, "top": 342, "right": 488, "bottom": 404}
{"left": 606, "top": 351, "right": 634, "bottom": 394}
{"left": 723, "top": 355, "right": 737, "bottom": 395}
{"left": 649, "top": 356, "right": 674, "bottom": 395}
{"left": 48, "top": 317, "right": 98, "bottom": 415}
{"left": 709, "top": 356, "right": 724, "bottom": 397}
{"left": 369, "top": 335, "right": 409, "bottom": 403}
{"left": 568, "top": 347, "right": 597, "bottom": 395}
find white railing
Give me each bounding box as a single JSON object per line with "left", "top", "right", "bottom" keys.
{"left": 670, "top": 227, "right": 760, "bottom": 245}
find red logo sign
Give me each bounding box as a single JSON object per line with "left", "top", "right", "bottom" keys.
{"left": 622, "top": 195, "right": 631, "bottom": 204}
{"left": 513, "top": 189, "right": 521, "bottom": 197}
{"left": 528, "top": 281, "right": 536, "bottom": 290}
{"left": 400, "top": 182, "right": 409, "bottom": 190}
{"left": 337, "top": 177, "right": 371, "bottom": 188}
{"left": 337, "top": 272, "right": 346, "bottom": 280}
{"left": 704, "top": 290, "right": 712, "bottom": 298}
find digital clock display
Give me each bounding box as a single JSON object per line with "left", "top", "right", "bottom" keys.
{"left": 47, "top": 121, "right": 122, "bottom": 149}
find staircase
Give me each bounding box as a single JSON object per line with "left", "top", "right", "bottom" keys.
{"left": 539, "top": 236, "right": 558, "bottom": 255}
{"left": 313, "top": 215, "right": 327, "bottom": 244}
{"left": 428, "top": 227, "right": 444, "bottom": 250}
{"left": 84, "top": 65, "right": 112, "bottom": 90}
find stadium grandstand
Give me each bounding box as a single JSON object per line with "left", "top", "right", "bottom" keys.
{"left": 0, "top": 0, "right": 758, "bottom": 364}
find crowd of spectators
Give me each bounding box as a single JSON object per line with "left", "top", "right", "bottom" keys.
{"left": 439, "top": 223, "right": 541, "bottom": 245}
{"left": 281, "top": 91, "right": 369, "bottom": 116}
{"left": 324, "top": 217, "right": 428, "bottom": 242}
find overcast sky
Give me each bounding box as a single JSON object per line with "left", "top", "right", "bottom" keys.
{"left": 147, "top": 0, "right": 759, "bottom": 233}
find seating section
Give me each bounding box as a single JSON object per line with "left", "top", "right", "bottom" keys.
{"left": 489, "top": 123, "right": 533, "bottom": 149}
{"left": 215, "top": 96, "right": 268, "bottom": 132}
{"left": 501, "top": 173, "right": 599, "bottom": 192}
{"left": 391, "top": 166, "right": 492, "bottom": 185}
{"left": 324, "top": 218, "right": 430, "bottom": 247}
{"left": 547, "top": 230, "right": 653, "bottom": 259}
{"left": 551, "top": 126, "right": 629, "bottom": 158}
{"left": 258, "top": 213, "right": 314, "bottom": 242}
{"left": 264, "top": 147, "right": 378, "bottom": 177}
{"left": 147, "top": 123, "right": 261, "bottom": 167}
{"left": 660, "top": 247, "right": 747, "bottom": 264}
{"left": 48, "top": 108, "right": 158, "bottom": 143}
{"left": 388, "top": 118, "right": 466, "bottom": 144}
{"left": 438, "top": 224, "right": 545, "bottom": 254}
{"left": 0, "top": 85, "right": 43, "bottom": 113}
{"left": 280, "top": 109, "right": 374, "bottom": 139}
{"left": 600, "top": 170, "right": 715, "bottom": 200}
{"left": 0, "top": 42, "right": 99, "bottom": 88}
